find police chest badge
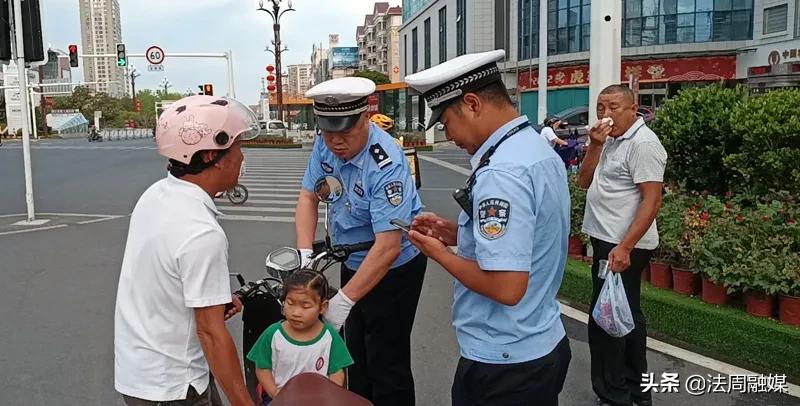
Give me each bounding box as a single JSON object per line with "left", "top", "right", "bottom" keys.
{"left": 320, "top": 161, "right": 334, "bottom": 173}
{"left": 478, "top": 198, "right": 510, "bottom": 240}
{"left": 383, "top": 181, "right": 403, "bottom": 206}
{"left": 354, "top": 182, "right": 365, "bottom": 197}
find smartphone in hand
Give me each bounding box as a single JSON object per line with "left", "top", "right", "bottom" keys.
{"left": 390, "top": 218, "right": 411, "bottom": 233}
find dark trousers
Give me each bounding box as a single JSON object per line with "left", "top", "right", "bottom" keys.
{"left": 122, "top": 379, "right": 222, "bottom": 406}
{"left": 451, "top": 336, "right": 572, "bottom": 406}
{"left": 589, "top": 238, "right": 653, "bottom": 406}
{"left": 341, "top": 253, "right": 427, "bottom": 406}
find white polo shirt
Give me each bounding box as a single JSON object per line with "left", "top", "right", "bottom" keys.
{"left": 582, "top": 118, "right": 668, "bottom": 250}
{"left": 114, "top": 174, "right": 232, "bottom": 401}
{"left": 539, "top": 126, "right": 559, "bottom": 147}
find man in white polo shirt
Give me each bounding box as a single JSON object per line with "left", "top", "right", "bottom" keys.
{"left": 578, "top": 85, "right": 667, "bottom": 406}
{"left": 114, "top": 95, "right": 258, "bottom": 406}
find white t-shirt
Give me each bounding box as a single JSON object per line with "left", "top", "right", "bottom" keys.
{"left": 246, "top": 322, "right": 354, "bottom": 389}
{"left": 539, "top": 126, "right": 559, "bottom": 147}
{"left": 114, "top": 174, "right": 231, "bottom": 401}
{"left": 582, "top": 119, "right": 668, "bottom": 250}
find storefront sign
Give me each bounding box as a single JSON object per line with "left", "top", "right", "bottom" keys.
{"left": 518, "top": 56, "right": 737, "bottom": 90}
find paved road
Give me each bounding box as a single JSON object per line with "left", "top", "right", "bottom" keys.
{"left": 0, "top": 138, "right": 796, "bottom": 405}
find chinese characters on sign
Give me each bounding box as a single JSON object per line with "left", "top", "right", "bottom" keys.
{"left": 641, "top": 372, "right": 789, "bottom": 396}
{"left": 517, "top": 56, "right": 736, "bottom": 90}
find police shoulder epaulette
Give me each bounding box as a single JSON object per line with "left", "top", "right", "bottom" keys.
{"left": 369, "top": 143, "right": 392, "bottom": 169}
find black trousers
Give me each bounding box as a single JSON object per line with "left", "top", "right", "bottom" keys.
{"left": 122, "top": 380, "right": 222, "bottom": 406}
{"left": 589, "top": 238, "right": 653, "bottom": 406}
{"left": 451, "top": 336, "right": 572, "bottom": 406}
{"left": 340, "top": 253, "right": 427, "bottom": 406}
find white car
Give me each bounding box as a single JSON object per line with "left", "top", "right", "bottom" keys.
{"left": 258, "top": 120, "right": 288, "bottom": 138}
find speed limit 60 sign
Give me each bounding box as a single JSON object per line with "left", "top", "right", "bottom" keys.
{"left": 146, "top": 46, "right": 165, "bottom": 65}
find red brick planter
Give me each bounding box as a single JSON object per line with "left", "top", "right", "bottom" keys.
{"left": 650, "top": 262, "right": 672, "bottom": 290}
{"left": 745, "top": 291, "right": 775, "bottom": 318}
{"left": 778, "top": 295, "right": 800, "bottom": 327}
{"left": 641, "top": 263, "right": 651, "bottom": 283}
{"left": 672, "top": 266, "right": 700, "bottom": 296}
{"left": 568, "top": 236, "right": 584, "bottom": 259}
{"left": 701, "top": 277, "right": 728, "bottom": 305}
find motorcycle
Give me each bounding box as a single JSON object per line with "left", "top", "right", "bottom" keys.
{"left": 87, "top": 129, "right": 102, "bottom": 142}
{"left": 214, "top": 184, "right": 249, "bottom": 205}
{"left": 229, "top": 175, "right": 374, "bottom": 405}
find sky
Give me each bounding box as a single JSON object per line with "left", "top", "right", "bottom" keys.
{"left": 43, "top": 0, "right": 402, "bottom": 105}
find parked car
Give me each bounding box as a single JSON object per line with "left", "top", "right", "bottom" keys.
{"left": 551, "top": 105, "right": 656, "bottom": 139}
{"left": 257, "top": 120, "right": 288, "bottom": 139}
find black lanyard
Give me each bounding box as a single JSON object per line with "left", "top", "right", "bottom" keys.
{"left": 453, "top": 121, "right": 531, "bottom": 218}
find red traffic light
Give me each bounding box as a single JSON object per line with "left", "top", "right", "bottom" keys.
{"left": 68, "top": 44, "right": 77, "bottom": 53}
{"left": 267, "top": 84, "right": 276, "bottom": 91}
{"left": 266, "top": 74, "right": 275, "bottom": 82}
{"left": 68, "top": 44, "right": 79, "bottom": 68}
{"left": 266, "top": 65, "right": 275, "bottom": 73}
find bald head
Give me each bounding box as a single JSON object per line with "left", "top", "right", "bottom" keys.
{"left": 600, "top": 85, "right": 635, "bottom": 104}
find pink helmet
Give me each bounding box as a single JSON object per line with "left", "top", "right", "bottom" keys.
{"left": 156, "top": 95, "right": 259, "bottom": 164}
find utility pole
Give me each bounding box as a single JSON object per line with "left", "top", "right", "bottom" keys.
{"left": 11, "top": 0, "right": 35, "bottom": 221}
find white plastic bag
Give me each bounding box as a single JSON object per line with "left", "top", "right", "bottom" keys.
{"left": 592, "top": 272, "right": 635, "bottom": 337}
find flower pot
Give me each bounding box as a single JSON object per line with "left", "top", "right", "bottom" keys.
{"left": 702, "top": 277, "right": 728, "bottom": 305}
{"left": 650, "top": 262, "right": 672, "bottom": 290}
{"left": 672, "top": 266, "right": 700, "bottom": 296}
{"left": 582, "top": 256, "right": 593, "bottom": 264}
{"left": 745, "top": 291, "right": 775, "bottom": 318}
{"left": 568, "top": 236, "right": 584, "bottom": 258}
{"left": 778, "top": 294, "right": 800, "bottom": 327}
{"left": 641, "top": 263, "right": 651, "bottom": 283}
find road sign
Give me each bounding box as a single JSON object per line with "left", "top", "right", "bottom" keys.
{"left": 147, "top": 64, "right": 164, "bottom": 72}
{"left": 145, "top": 46, "right": 165, "bottom": 65}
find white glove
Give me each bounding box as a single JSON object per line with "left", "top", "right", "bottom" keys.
{"left": 323, "top": 290, "right": 355, "bottom": 331}
{"left": 299, "top": 248, "right": 314, "bottom": 269}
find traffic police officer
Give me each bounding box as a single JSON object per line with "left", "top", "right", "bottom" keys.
{"left": 295, "top": 77, "right": 427, "bottom": 406}
{"left": 405, "top": 50, "right": 572, "bottom": 405}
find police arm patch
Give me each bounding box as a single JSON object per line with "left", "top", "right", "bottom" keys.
{"left": 320, "top": 161, "right": 334, "bottom": 173}
{"left": 383, "top": 180, "right": 404, "bottom": 206}
{"left": 477, "top": 198, "right": 511, "bottom": 240}
{"left": 369, "top": 143, "right": 392, "bottom": 169}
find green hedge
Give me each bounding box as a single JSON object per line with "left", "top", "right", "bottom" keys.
{"left": 559, "top": 260, "right": 800, "bottom": 383}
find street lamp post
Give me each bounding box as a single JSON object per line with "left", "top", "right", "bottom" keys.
{"left": 159, "top": 77, "right": 172, "bottom": 96}
{"left": 130, "top": 66, "right": 141, "bottom": 105}
{"left": 257, "top": 0, "right": 295, "bottom": 123}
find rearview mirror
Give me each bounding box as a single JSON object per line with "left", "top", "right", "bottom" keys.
{"left": 314, "top": 176, "right": 343, "bottom": 204}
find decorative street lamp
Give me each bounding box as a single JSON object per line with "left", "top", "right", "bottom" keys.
{"left": 257, "top": 0, "right": 295, "bottom": 123}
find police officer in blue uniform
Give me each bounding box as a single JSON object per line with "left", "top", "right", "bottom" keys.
{"left": 405, "top": 50, "right": 572, "bottom": 406}
{"left": 295, "top": 77, "right": 427, "bottom": 406}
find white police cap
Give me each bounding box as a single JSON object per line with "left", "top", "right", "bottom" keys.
{"left": 305, "top": 77, "right": 377, "bottom": 132}
{"left": 405, "top": 49, "right": 505, "bottom": 129}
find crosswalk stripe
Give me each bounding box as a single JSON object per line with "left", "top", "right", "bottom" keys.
{"left": 219, "top": 214, "right": 324, "bottom": 223}
{"left": 219, "top": 206, "right": 320, "bottom": 213}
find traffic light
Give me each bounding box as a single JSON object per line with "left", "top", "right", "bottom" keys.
{"left": 203, "top": 83, "right": 213, "bottom": 96}
{"left": 116, "top": 43, "right": 127, "bottom": 67}
{"left": 68, "top": 44, "right": 79, "bottom": 67}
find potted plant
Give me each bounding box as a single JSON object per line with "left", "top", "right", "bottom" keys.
{"left": 691, "top": 205, "right": 733, "bottom": 306}
{"left": 567, "top": 175, "right": 586, "bottom": 259}
{"left": 672, "top": 195, "right": 723, "bottom": 295}
{"left": 776, "top": 254, "right": 800, "bottom": 326}
{"left": 651, "top": 187, "right": 687, "bottom": 289}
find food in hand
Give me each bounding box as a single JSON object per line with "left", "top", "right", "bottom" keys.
{"left": 600, "top": 117, "right": 614, "bottom": 126}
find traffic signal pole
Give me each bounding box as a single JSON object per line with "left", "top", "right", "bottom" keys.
{"left": 11, "top": 0, "right": 35, "bottom": 221}
{"left": 78, "top": 52, "right": 237, "bottom": 98}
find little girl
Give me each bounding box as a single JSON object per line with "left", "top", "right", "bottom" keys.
{"left": 246, "top": 269, "right": 353, "bottom": 404}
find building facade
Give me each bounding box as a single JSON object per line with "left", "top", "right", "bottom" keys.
{"left": 398, "top": 0, "right": 800, "bottom": 122}
{"left": 357, "top": 3, "right": 404, "bottom": 82}
{"left": 286, "top": 64, "right": 312, "bottom": 97}
{"left": 79, "top": 0, "right": 126, "bottom": 97}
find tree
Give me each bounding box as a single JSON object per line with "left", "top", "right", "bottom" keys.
{"left": 352, "top": 70, "right": 390, "bottom": 85}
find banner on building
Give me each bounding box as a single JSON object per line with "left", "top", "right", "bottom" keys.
{"left": 331, "top": 47, "right": 359, "bottom": 69}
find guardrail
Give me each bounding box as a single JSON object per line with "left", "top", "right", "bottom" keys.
{"left": 101, "top": 128, "right": 154, "bottom": 142}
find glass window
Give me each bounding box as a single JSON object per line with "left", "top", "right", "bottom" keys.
{"left": 678, "top": 0, "right": 695, "bottom": 13}
{"left": 713, "top": 11, "right": 731, "bottom": 40}
{"left": 678, "top": 26, "right": 695, "bottom": 41}
{"left": 695, "top": 12, "right": 712, "bottom": 41}
{"left": 569, "top": 27, "right": 580, "bottom": 51}
{"left": 627, "top": 0, "right": 642, "bottom": 17}
{"left": 626, "top": 18, "right": 643, "bottom": 46}
{"left": 661, "top": 0, "right": 678, "bottom": 14}
{"left": 661, "top": 14, "right": 678, "bottom": 42}
{"left": 582, "top": 23, "right": 591, "bottom": 49}
{"left": 559, "top": 9, "right": 568, "bottom": 27}
{"left": 582, "top": 5, "right": 591, "bottom": 23}
{"left": 763, "top": 4, "right": 788, "bottom": 34}
{"left": 558, "top": 27, "right": 569, "bottom": 50}
{"left": 642, "top": 0, "right": 659, "bottom": 16}
{"left": 569, "top": 7, "right": 580, "bottom": 25}
{"left": 714, "top": 0, "right": 731, "bottom": 10}
{"left": 642, "top": 16, "right": 659, "bottom": 44}
{"left": 424, "top": 18, "right": 431, "bottom": 69}
{"left": 412, "top": 27, "right": 418, "bottom": 73}
{"left": 696, "top": 0, "right": 713, "bottom": 11}
{"left": 732, "top": 10, "right": 751, "bottom": 39}
{"left": 549, "top": 11, "right": 557, "bottom": 27}
{"left": 732, "top": 0, "right": 749, "bottom": 9}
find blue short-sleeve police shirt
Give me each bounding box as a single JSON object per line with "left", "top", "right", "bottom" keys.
{"left": 454, "top": 116, "right": 570, "bottom": 364}
{"left": 302, "top": 123, "right": 422, "bottom": 270}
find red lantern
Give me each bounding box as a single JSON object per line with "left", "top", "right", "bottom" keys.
{"left": 267, "top": 74, "right": 276, "bottom": 82}
{"left": 266, "top": 65, "right": 275, "bottom": 73}
{"left": 267, "top": 84, "right": 276, "bottom": 91}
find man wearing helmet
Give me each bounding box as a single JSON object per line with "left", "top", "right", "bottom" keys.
{"left": 114, "top": 95, "right": 257, "bottom": 406}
